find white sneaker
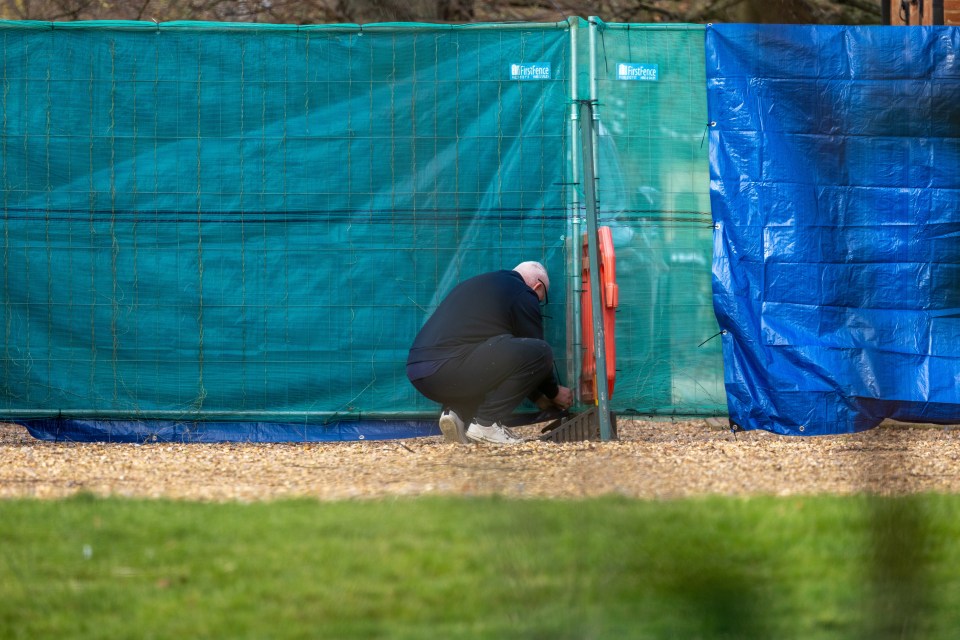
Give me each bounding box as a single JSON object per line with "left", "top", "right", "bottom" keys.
{"left": 465, "top": 421, "right": 522, "bottom": 444}
{"left": 438, "top": 409, "right": 468, "bottom": 444}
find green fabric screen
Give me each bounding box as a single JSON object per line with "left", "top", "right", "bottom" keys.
{"left": 587, "top": 23, "right": 723, "bottom": 415}
{"left": 0, "top": 19, "right": 723, "bottom": 427}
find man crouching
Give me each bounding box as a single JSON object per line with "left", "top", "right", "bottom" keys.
{"left": 407, "top": 261, "right": 573, "bottom": 444}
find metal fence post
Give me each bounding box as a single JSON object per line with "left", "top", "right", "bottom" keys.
{"left": 577, "top": 98, "right": 613, "bottom": 442}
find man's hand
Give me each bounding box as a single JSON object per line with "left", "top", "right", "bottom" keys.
{"left": 534, "top": 394, "right": 554, "bottom": 411}
{"left": 534, "top": 386, "right": 573, "bottom": 411}
{"left": 551, "top": 386, "right": 573, "bottom": 410}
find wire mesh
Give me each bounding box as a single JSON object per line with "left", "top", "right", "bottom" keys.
{"left": 0, "top": 19, "right": 724, "bottom": 431}
{"left": 587, "top": 22, "right": 724, "bottom": 415}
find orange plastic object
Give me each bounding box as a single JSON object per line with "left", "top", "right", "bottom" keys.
{"left": 580, "top": 226, "right": 618, "bottom": 403}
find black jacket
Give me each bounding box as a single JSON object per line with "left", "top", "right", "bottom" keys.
{"left": 407, "top": 270, "right": 559, "bottom": 397}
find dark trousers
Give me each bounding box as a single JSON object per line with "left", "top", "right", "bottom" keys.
{"left": 410, "top": 334, "right": 554, "bottom": 424}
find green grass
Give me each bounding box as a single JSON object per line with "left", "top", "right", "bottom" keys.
{"left": 2, "top": 494, "right": 959, "bottom": 639}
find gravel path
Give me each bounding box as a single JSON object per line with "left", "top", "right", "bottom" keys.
{"left": 2, "top": 420, "right": 960, "bottom": 501}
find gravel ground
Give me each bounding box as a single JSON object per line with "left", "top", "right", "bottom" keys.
{"left": 2, "top": 419, "right": 960, "bottom": 501}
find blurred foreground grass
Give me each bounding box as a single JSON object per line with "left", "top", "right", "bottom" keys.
{"left": 1, "top": 494, "right": 959, "bottom": 639}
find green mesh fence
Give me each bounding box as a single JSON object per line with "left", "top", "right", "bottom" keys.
{"left": 586, "top": 22, "right": 723, "bottom": 415}
{"left": 0, "top": 18, "right": 723, "bottom": 426}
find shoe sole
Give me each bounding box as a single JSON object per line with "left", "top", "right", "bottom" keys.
{"left": 439, "top": 414, "right": 467, "bottom": 444}
{"left": 465, "top": 430, "right": 521, "bottom": 445}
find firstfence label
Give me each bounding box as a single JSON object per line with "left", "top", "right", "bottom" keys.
{"left": 510, "top": 62, "right": 551, "bottom": 81}
{"left": 617, "top": 62, "right": 659, "bottom": 81}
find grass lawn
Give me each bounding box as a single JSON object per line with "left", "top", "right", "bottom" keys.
{"left": 1, "top": 494, "right": 959, "bottom": 639}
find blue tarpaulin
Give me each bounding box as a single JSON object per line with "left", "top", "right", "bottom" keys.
{"left": 706, "top": 24, "right": 960, "bottom": 435}
{"left": 19, "top": 418, "right": 439, "bottom": 443}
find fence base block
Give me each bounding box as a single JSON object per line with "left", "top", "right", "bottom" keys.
{"left": 534, "top": 406, "right": 618, "bottom": 442}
